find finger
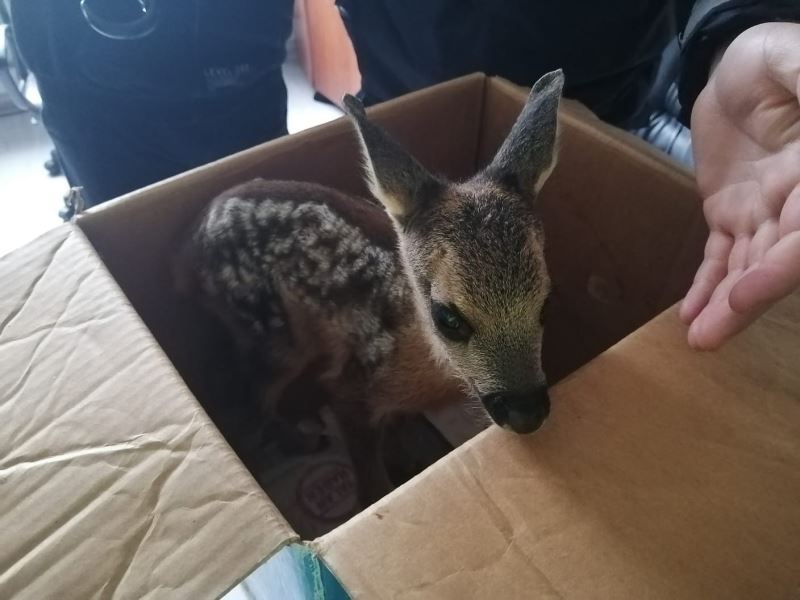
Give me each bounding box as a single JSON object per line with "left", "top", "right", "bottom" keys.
{"left": 730, "top": 230, "right": 800, "bottom": 313}
{"left": 680, "top": 231, "right": 733, "bottom": 324}
{"left": 688, "top": 294, "right": 769, "bottom": 351}
{"left": 681, "top": 259, "right": 728, "bottom": 325}
{"left": 727, "top": 234, "right": 751, "bottom": 272}
{"left": 746, "top": 219, "right": 779, "bottom": 265}
{"left": 690, "top": 230, "right": 800, "bottom": 349}
{"left": 687, "top": 269, "right": 751, "bottom": 350}
{"left": 778, "top": 185, "right": 800, "bottom": 237}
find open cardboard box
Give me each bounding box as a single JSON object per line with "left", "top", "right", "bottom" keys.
{"left": 2, "top": 74, "right": 799, "bottom": 599}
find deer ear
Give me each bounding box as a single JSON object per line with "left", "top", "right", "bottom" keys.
{"left": 343, "top": 94, "right": 442, "bottom": 223}
{"left": 484, "top": 69, "right": 564, "bottom": 196}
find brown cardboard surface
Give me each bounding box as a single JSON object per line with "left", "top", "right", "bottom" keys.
{"left": 0, "top": 228, "right": 293, "bottom": 599}
{"left": 315, "top": 297, "right": 800, "bottom": 599}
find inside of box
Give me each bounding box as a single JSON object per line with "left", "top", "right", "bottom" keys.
{"left": 77, "top": 74, "right": 706, "bottom": 539}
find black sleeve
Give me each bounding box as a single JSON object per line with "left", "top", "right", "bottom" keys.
{"left": 677, "top": 0, "right": 800, "bottom": 124}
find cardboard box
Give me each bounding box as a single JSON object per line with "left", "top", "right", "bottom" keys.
{"left": 2, "top": 74, "right": 798, "bottom": 599}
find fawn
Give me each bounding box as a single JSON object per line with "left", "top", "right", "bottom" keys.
{"left": 175, "top": 70, "right": 564, "bottom": 504}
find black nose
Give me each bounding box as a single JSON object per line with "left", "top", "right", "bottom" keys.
{"left": 481, "top": 388, "right": 550, "bottom": 434}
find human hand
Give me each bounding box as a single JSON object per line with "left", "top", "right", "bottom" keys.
{"left": 681, "top": 22, "right": 800, "bottom": 350}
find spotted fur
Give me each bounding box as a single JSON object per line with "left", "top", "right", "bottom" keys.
{"left": 191, "top": 184, "right": 407, "bottom": 371}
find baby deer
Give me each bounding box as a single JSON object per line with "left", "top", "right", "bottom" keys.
{"left": 175, "top": 70, "right": 564, "bottom": 504}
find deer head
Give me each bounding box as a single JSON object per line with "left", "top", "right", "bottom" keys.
{"left": 344, "top": 70, "right": 564, "bottom": 433}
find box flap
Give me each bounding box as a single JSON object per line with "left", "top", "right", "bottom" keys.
{"left": 0, "top": 228, "right": 295, "bottom": 599}
{"left": 315, "top": 297, "right": 800, "bottom": 598}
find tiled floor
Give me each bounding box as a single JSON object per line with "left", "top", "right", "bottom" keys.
{"left": 0, "top": 58, "right": 342, "bottom": 258}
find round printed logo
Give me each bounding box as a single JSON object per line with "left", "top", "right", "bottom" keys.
{"left": 297, "top": 461, "right": 358, "bottom": 522}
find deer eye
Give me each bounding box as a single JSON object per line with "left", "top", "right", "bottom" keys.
{"left": 431, "top": 302, "right": 473, "bottom": 342}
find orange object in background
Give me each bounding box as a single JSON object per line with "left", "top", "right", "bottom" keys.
{"left": 294, "top": 0, "right": 362, "bottom": 108}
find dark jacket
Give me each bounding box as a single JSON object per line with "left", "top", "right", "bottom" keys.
{"left": 337, "top": 0, "right": 800, "bottom": 127}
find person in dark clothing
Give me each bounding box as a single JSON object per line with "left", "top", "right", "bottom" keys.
{"left": 337, "top": 0, "right": 677, "bottom": 128}
{"left": 10, "top": 0, "right": 294, "bottom": 209}
{"left": 337, "top": 0, "right": 800, "bottom": 166}
{"left": 336, "top": 1, "right": 798, "bottom": 127}
{"left": 337, "top": 1, "right": 800, "bottom": 350}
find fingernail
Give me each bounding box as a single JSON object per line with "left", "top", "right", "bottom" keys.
{"left": 688, "top": 321, "right": 703, "bottom": 351}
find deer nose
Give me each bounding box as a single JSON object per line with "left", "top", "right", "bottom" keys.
{"left": 481, "top": 388, "right": 550, "bottom": 434}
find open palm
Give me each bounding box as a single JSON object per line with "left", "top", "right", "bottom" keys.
{"left": 680, "top": 23, "right": 800, "bottom": 350}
